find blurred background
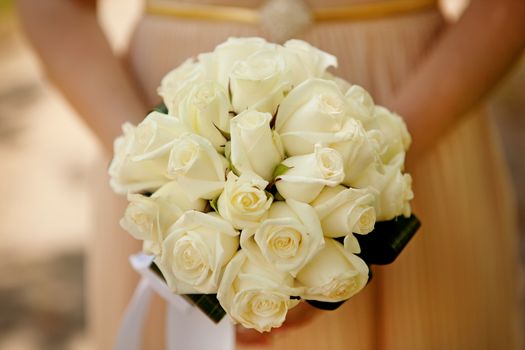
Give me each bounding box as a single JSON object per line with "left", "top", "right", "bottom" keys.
{"left": 0, "top": 0, "right": 523, "bottom": 349}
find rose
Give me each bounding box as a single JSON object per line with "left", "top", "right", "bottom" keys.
{"left": 229, "top": 46, "right": 291, "bottom": 114}
{"left": 167, "top": 133, "right": 228, "bottom": 200}
{"left": 230, "top": 109, "right": 284, "bottom": 181}
{"left": 156, "top": 211, "right": 239, "bottom": 294}
{"left": 311, "top": 185, "right": 376, "bottom": 238}
{"left": 217, "top": 172, "right": 273, "bottom": 230}
{"left": 282, "top": 39, "right": 337, "bottom": 87}
{"left": 330, "top": 119, "right": 382, "bottom": 187}
{"left": 199, "top": 37, "right": 273, "bottom": 89}
{"left": 108, "top": 111, "right": 188, "bottom": 194}
{"left": 158, "top": 59, "right": 206, "bottom": 115}
{"left": 345, "top": 84, "right": 375, "bottom": 123}
{"left": 217, "top": 250, "right": 299, "bottom": 332}
{"left": 323, "top": 71, "right": 351, "bottom": 94}
{"left": 273, "top": 78, "right": 382, "bottom": 183}
{"left": 178, "top": 81, "right": 232, "bottom": 152}
{"left": 275, "top": 78, "right": 352, "bottom": 156}
{"left": 240, "top": 199, "right": 324, "bottom": 276}
{"left": 120, "top": 181, "right": 207, "bottom": 255}
{"left": 353, "top": 154, "right": 413, "bottom": 220}
{"left": 343, "top": 234, "right": 362, "bottom": 254}
{"left": 275, "top": 144, "right": 345, "bottom": 203}
{"left": 368, "top": 106, "right": 411, "bottom": 164}
{"left": 296, "top": 238, "right": 369, "bottom": 302}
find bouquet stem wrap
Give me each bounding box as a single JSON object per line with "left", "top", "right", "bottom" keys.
{"left": 115, "top": 254, "right": 235, "bottom": 350}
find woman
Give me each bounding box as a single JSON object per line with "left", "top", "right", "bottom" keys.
{"left": 17, "top": 0, "right": 525, "bottom": 349}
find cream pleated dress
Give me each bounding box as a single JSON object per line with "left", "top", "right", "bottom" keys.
{"left": 89, "top": 0, "right": 524, "bottom": 349}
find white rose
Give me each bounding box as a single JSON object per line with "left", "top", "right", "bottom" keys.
{"left": 167, "top": 133, "right": 228, "bottom": 200}
{"left": 353, "top": 154, "right": 413, "bottom": 221}
{"left": 217, "top": 172, "right": 273, "bottom": 230}
{"left": 156, "top": 211, "right": 239, "bottom": 294}
{"left": 178, "top": 81, "right": 232, "bottom": 152}
{"left": 369, "top": 106, "right": 411, "bottom": 164}
{"left": 200, "top": 37, "right": 272, "bottom": 89}
{"left": 323, "top": 72, "right": 351, "bottom": 94}
{"left": 311, "top": 185, "right": 376, "bottom": 238}
{"left": 217, "top": 250, "right": 300, "bottom": 332}
{"left": 230, "top": 109, "right": 284, "bottom": 181}
{"left": 158, "top": 59, "right": 206, "bottom": 115}
{"left": 282, "top": 39, "right": 337, "bottom": 87}
{"left": 343, "top": 234, "right": 362, "bottom": 254}
{"left": 120, "top": 181, "right": 206, "bottom": 255}
{"left": 296, "top": 238, "right": 369, "bottom": 302}
{"left": 240, "top": 199, "right": 324, "bottom": 276}
{"left": 330, "top": 119, "right": 382, "bottom": 187}
{"left": 345, "top": 85, "right": 375, "bottom": 122}
{"left": 109, "top": 112, "right": 188, "bottom": 194}
{"left": 275, "top": 78, "right": 348, "bottom": 156}
{"left": 275, "top": 144, "right": 345, "bottom": 203}
{"left": 230, "top": 46, "right": 291, "bottom": 114}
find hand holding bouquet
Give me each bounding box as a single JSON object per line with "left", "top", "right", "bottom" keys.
{"left": 109, "top": 37, "right": 418, "bottom": 333}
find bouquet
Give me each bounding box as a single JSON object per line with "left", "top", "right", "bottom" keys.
{"left": 109, "top": 37, "right": 419, "bottom": 333}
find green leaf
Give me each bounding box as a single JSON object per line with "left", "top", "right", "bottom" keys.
{"left": 355, "top": 214, "right": 421, "bottom": 265}
{"left": 152, "top": 102, "right": 168, "bottom": 114}
{"left": 184, "top": 294, "right": 226, "bottom": 323}
{"left": 230, "top": 163, "right": 241, "bottom": 176}
{"left": 213, "top": 123, "right": 231, "bottom": 140}
{"left": 270, "top": 105, "right": 279, "bottom": 129}
{"left": 210, "top": 197, "right": 219, "bottom": 212}
{"left": 273, "top": 164, "right": 291, "bottom": 178}
{"left": 274, "top": 191, "right": 285, "bottom": 201}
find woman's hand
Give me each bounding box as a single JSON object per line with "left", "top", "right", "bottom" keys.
{"left": 385, "top": 0, "right": 525, "bottom": 162}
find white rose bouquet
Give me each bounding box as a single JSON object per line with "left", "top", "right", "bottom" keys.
{"left": 109, "top": 37, "right": 420, "bottom": 332}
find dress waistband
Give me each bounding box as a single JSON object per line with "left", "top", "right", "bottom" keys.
{"left": 145, "top": 0, "right": 439, "bottom": 43}
{"left": 145, "top": 0, "right": 438, "bottom": 23}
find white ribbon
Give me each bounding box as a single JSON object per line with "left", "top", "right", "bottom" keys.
{"left": 115, "top": 253, "right": 235, "bottom": 350}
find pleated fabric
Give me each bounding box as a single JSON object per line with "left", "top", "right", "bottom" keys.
{"left": 92, "top": 2, "right": 525, "bottom": 349}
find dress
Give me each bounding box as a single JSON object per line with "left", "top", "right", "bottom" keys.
{"left": 89, "top": 1, "right": 524, "bottom": 349}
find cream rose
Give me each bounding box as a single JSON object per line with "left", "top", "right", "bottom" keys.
{"left": 108, "top": 111, "right": 188, "bottom": 194}
{"left": 345, "top": 84, "right": 375, "bottom": 123}
{"left": 200, "top": 37, "right": 272, "bottom": 89}
{"left": 282, "top": 39, "right": 337, "bottom": 87}
{"left": 120, "top": 181, "right": 206, "bottom": 255}
{"left": 158, "top": 59, "right": 206, "bottom": 115}
{"left": 217, "top": 250, "right": 299, "bottom": 332}
{"left": 167, "top": 133, "right": 228, "bottom": 200}
{"left": 275, "top": 144, "right": 345, "bottom": 203}
{"left": 230, "top": 109, "right": 284, "bottom": 181}
{"left": 296, "top": 238, "right": 369, "bottom": 302}
{"left": 311, "top": 185, "right": 376, "bottom": 238}
{"left": 156, "top": 211, "right": 239, "bottom": 294}
{"left": 323, "top": 72, "right": 351, "bottom": 94}
{"left": 275, "top": 78, "right": 349, "bottom": 156}
{"left": 369, "top": 106, "right": 411, "bottom": 164}
{"left": 329, "top": 119, "right": 382, "bottom": 187}
{"left": 343, "top": 234, "right": 362, "bottom": 254}
{"left": 229, "top": 47, "right": 291, "bottom": 114}
{"left": 240, "top": 199, "right": 324, "bottom": 276}
{"left": 353, "top": 154, "right": 413, "bottom": 220}
{"left": 217, "top": 172, "right": 273, "bottom": 229}
{"left": 178, "top": 81, "right": 232, "bottom": 152}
